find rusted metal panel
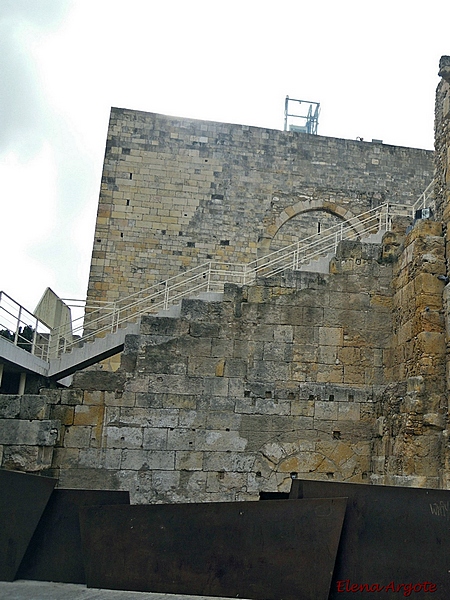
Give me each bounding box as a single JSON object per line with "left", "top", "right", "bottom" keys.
{"left": 0, "top": 469, "right": 56, "bottom": 581}
{"left": 16, "top": 489, "right": 130, "bottom": 584}
{"left": 293, "top": 480, "right": 450, "bottom": 598}
{"left": 80, "top": 498, "right": 347, "bottom": 600}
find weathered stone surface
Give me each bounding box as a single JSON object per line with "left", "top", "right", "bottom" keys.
{"left": 72, "top": 371, "right": 127, "bottom": 391}
{"left": 0, "top": 395, "right": 21, "bottom": 419}
{"left": 0, "top": 419, "right": 59, "bottom": 447}
{"left": 5, "top": 72, "right": 449, "bottom": 498}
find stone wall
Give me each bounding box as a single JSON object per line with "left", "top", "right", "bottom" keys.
{"left": 86, "top": 109, "right": 433, "bottom": 309}
{"left": 41, "top": 239, "right": 397, "bottom": 502}
{"left": 435, "top": 56, "right": 450, "bottom": 489}
{"left": 5, "top": 59, "right": 450, "bottom": 501}
{"left": 434, "top": 56, "right": 450, "bottom": 222}
{"left": 0, "top": 394, "right": 59, "bottom": 472}
{"left": 372, "top": 219, "right": 448, "bottom": 489}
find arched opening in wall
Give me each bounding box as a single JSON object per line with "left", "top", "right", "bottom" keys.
{"left": 269, "top": 209, "right": 354, "bottom": 253}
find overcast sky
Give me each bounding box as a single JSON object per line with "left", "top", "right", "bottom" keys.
{"left": 0, "top": 0, "right": 448, "bottom": 317}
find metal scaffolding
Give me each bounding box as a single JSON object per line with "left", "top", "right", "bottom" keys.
{"left": 284, "top": 96, "right": 320, "bottom": 134}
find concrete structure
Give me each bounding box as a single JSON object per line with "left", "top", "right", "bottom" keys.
{"left": 3, "top": 58, "right": 450, "bottom": 505}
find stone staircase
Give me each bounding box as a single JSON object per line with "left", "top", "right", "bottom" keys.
{"left": 2, "top": 195, "right": 433, "bottom": 383}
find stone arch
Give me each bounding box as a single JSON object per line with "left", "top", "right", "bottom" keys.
{"left": 260, "top": 197, "right": 366, "bottom": 253}
{"left": 257, "top": 437, "right": 367, "bottom": 490}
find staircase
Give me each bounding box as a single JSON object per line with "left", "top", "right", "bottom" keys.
{"left": 1, "top": 191, "right": 434, "bottom": 381}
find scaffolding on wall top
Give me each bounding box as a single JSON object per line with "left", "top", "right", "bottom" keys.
{"left": 284, "top": 96, "right": 320, "bottom": 135}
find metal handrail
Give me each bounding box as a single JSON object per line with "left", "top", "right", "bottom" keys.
{"left": 9, "top": 183, "right": 433, "bottom": 361}
{"left": 412, "top": 180, "right": 435, "bottom": 214}
{"left": 48, "top": 202, "right": 399, "bottom": 357}
{"left": 0, "top": 291, "right": 51, "bottom": 360}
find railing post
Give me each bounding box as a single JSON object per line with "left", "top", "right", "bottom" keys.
{"left": 111, "top": 303, "right": 116, "bottom": 333}
{"left": 164, "top": 281, "right": 169, "bottom": 310}
{"left": 207, "top": 263, "right": 211, "bottom": 292}
{"left": 31, "top": 317, "right": 38, "bottom": 356}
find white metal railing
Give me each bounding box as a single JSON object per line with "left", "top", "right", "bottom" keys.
{"left": 412, "top": 180, "right": 435, "bottom": 216}
{"left": 4, "top": 183, "right": 435, "bottom": 362}
{"left": 0, "top": 291, "right": 51, "bottom": 360}
{"left": 47, "top": 201, "right": 408, "bottom": 357}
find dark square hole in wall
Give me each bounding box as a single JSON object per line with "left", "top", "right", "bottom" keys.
{"left": 332, "top": 431, "right": 341, "bottom": 440}
{"left": 348, "top": 394, "right": 354, "bottom": 402}
{"left": 329, "top": 394, "right": 335, "bottom": 401}
{"left": 265, "top": 391, "right": 272, "bottom": 398}
{"left": 187, "top": 241, "right": 195, "bottom": 247}
{"left": 179, "top": 231, "right": 183, "bottom": 236}
{"left": 207, "top": 254, "right": 212, "bottom": 259}
{"left": 220, "top": 240, "right": 230, "bottom": 246}
{"left": 211, "top": 194, "right": 224, "bottom": 200}
{"left": 244, "top": 390, "right": 251, "bottom": 397}
{"left": 309, "top": 394, "right": 315, "bottom": 401}
{"left": 288, "top": 392, "right": 295, "bottom": 400}
{"left": 122, "top": 147, "right": 130, "bottom": 155}
{"left": 161, "top": 230, "right": 166, "bottom": 235}
{"left": 96, "top": 239, "right": 101, "bottom": 243}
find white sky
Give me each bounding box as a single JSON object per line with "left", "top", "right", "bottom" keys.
{"left": 0, "top": 0, "right": 448, "bottom": 315}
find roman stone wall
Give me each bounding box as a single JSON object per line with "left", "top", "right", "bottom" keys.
{"left": 41, "top": 240, "right": 397, "bottom": 502}
{"left": 3, "top": 220, "right": 450, "bottom": 497}
{"left": 86, "top": 109, "right": 433, "bottom": 310}
{"left": 435, "top": 56, "right": 450, "bottom": 489}
{"left": 372, "top": 219, "right": 448, "bottom": 489}
{"left": 434, "top": 56, "right": 450, "bottom": 222}
{"left": 0, "top": 394, "right": 59, "bottom": 472}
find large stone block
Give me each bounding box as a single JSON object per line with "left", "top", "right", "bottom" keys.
{"left": 175, "top": 451, "right": 203, "bottom": 471}
{"left": 105, "top": 426, "right": 143, "bottom": 449}
{"left": 0, "top": 395, "right": 21, "bottom": 418}
{"left": 195, "top": 430, "right": 247, "bottom": 452}
{"left": 202, "top": 451, "right": 255, "bottom": 472}
{"left": 0, "top": 419, "right": 59, "bottom": 447}
{"left": 1, "top": 445, "right": 54, "bottom": 471}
